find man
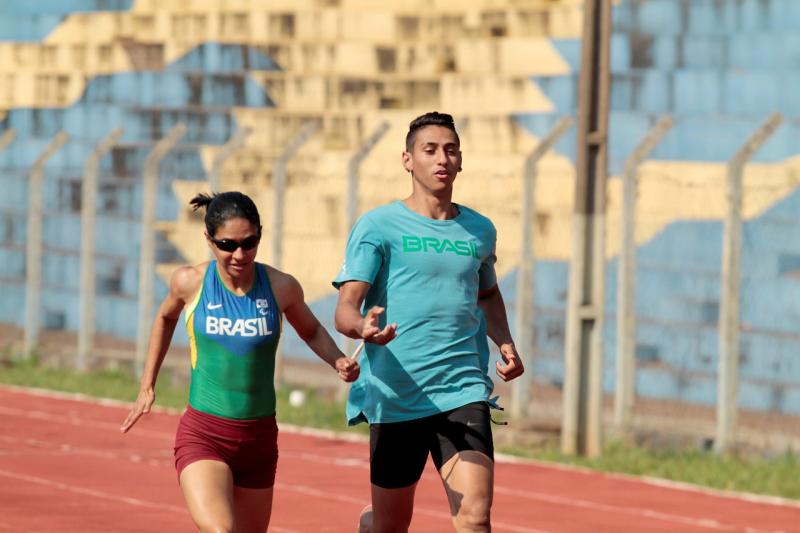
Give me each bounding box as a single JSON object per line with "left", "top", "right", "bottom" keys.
{"left": 333, "top": 111, "right": 525, "bottom": 532}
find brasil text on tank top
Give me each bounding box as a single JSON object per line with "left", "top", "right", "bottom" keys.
{"left": 183, "top": 261, "right": 282, "bottom": 419}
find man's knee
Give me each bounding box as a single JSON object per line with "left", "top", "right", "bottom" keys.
{"left": 372, "top": 514, "right": 413, "bottom": 533}
{"left": 358, "top": 504, "right": 373, "bottom": 533}
{"left": 371, "top": 502, "right": 414, "bottom": 533}
{"left": 453, "top": 497, "right": 491, "bottom": 531}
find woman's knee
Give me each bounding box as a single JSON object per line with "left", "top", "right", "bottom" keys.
{"left": 194, "top": 517, "right": 234, "bottom": 533}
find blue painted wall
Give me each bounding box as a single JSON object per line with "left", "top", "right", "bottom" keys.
{"left": 0, "top": 1, "right": 135, "bottom": 42}
{"left": 506, "top": 0, "right": 800, "bottom": 413}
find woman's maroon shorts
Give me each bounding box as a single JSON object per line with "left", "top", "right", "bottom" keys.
{"left": 174, "top": 405, "right": 279, "bottom": 489}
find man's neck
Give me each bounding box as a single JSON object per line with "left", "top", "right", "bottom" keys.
{"left": 403, "top": 192, "right": 457, "bottom": 220}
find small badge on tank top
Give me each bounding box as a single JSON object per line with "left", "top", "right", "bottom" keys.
{"left": 256, "top": 298, "right": 269, "bottom": 315}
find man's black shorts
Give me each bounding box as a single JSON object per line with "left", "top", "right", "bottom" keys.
{"left": 369, "top": 401, "right": 494, "bottom": 489}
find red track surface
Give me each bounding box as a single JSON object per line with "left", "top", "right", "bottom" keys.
{"left": 0, "top": 386, "right": 798, "bottom": 532}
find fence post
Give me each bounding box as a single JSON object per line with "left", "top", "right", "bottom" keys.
{"left": 561, "top": 0, "right": 611, "bottom": 458}
{"left": 271, "top": 121, "right": 321, "bottom": 271}
{"left": 614, "top": 115, "right": 673, "bottom": 432}
{"left": 511, "top": 116, "right": 573, "bottom": 418}
{"left": 346, "top": 122, "right": 391, "bottom": 231}
{"left": 135, "top": 124, "right": 187, "bottom": 375}
{"left": 271, "top": 121, "right": 320, "bottom": 388}
{"left": 77, "top": 128, "right": 123, "bottom": 371}
{"left": 340, "top": 121, "right": 391, "bottom": 369}
{"left": 0, "top": 129, "right": 15, "bottom": 151}
{"left": 24, "top": 132, "right": 69, "bottom": 358}
{"left": 715, "top": 112, "right": 782, "bottom": 453}
{"left": 208, "top": 126, "right": 252, "bottom": 194}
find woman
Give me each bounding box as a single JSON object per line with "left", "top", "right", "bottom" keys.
{"left": 120, "top": 191, "right": 359, "bottom": 532}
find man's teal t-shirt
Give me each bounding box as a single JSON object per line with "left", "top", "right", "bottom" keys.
{"left": 333, "top": 201, "right": 497, "bottom": 425}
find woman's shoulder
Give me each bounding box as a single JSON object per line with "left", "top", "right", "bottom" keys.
{"left": 261, "top": 263, "right": 296, "bottom": 289}
{"left": 170, "top": 262, "right": 209, "bottom": 298}
{"left": 261, "top": 263, "right": 302, "bottom": 307}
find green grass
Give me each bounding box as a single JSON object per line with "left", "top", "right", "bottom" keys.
{"left": 0, "top": 355, "right": 364, "bottom": 434}
{"left": 0, "top": 356, "right": 189, "bottom": 408}
{"left": 1, "top": 357, "right": 798, "bottom": 500}
{"left": 500, "top": 440, "right": 800, "bottom": 500}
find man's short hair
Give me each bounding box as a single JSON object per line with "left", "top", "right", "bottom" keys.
{"left": 405, "top": 111, "right": 460, "bottom": 152}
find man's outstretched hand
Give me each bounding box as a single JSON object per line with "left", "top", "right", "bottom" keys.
{"left": 360, "top": 306, "right": 397, "bottom": 345}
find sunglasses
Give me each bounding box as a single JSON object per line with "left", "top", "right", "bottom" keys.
{"left": 209, "top": 235, "right": 260, "bottom": 253}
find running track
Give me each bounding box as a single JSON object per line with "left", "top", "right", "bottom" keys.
{"left": 0, "top": 386, "right": 798, "bottom": 532}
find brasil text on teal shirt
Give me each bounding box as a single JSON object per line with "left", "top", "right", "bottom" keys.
{"left": 333, "top": 201, "right": 497, "bottom": 425}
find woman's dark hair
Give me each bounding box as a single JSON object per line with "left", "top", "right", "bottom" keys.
{"left": 405, "top": 111, "right": 460, "bottom": 151}
{"left": 189, "top": 191, "right": 262, "bottom": 238}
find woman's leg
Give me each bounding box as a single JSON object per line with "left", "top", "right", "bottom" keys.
{"left": 179, "top": 459, "right": 235, "bottom": 532}
{"left": 233, "top": 486, "right": 274, "bottom": 533}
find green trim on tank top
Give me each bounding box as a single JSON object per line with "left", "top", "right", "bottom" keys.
{"left": 183, "top": 263, "right": 209, "bottom": 325}
{"left": 259, "top": 263, "right": 284, "bottom": 331}
{"left": 214, "top": 262, "right": 259, "bottom": 298}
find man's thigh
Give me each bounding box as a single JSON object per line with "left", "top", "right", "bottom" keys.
{"left": 438, "top": 450, "right": 494, "bottom": 516}
{"left": 369, "top": 417, "right": 436, "bottom": 532}
{"left": 369, "top": 416, "right": 433, "bottom": 489}
{"left": 429, "top": 402, "right": 495, "bottom": 520}
{"left": 430, "top": 401, "right": 494, "bottom": 472}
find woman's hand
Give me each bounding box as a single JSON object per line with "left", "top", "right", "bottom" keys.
{"left": 119, "top": 386, "right": 155, "bottom": 433}
{"left": 334, "top": 356, "right": 360, "bottom": 382}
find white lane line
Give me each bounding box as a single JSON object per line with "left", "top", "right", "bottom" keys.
{"left": 6, "top": 436, "right": 769, "bottom": 533}
{"left": 0, "top": 454, "right": 297, "bottom": 533}
{"left": 0, "top": 468, "right": 186, "bottom": 513}
{"left": 496, "top": 453, "right": 800, "bottom": 510}
{"left": 285, "top": 453, "right": 791, "bottom": 533}
{"left": 0, "top": 435, "right": 173, "bottom": 467}
{"left": 1, "top": 406, "right": 789, "bottom": 532}
{"left": 280, "top": 450, "right": 369, "bottom": 469}
{"left": 0, "top": 405, "right": 171, "bottom": 440}
{"left": 0, "top": 384, "right": 182, "bottom": 415}
{"left": 3, "top": 385, "right": 797, "bottom": 532}
{"left": 494, "top": 486, "right": 788, "bottom": 533}
{"left": 2, "top": 434, "right": 544, "bottom": 532}
{"left": 275, "top": 482, "right": 549, "bottom": 533}
{"left": 5, "top": 384, "right": 799, "bottom": 509}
